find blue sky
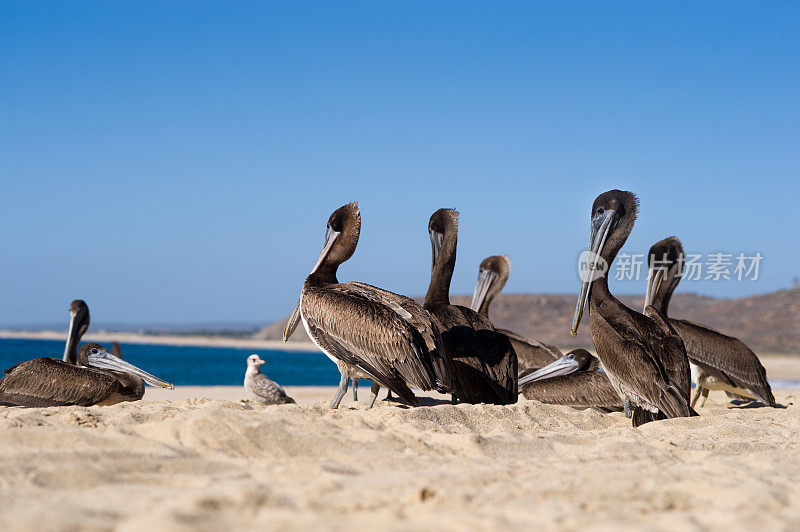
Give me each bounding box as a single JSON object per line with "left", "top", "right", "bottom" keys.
{"left": 2, "top": 2, "right": 799, "bottom": 326}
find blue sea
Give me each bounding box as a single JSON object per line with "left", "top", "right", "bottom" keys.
{"left": 3, "top": 338, "right": 798, "bottom": 390}
{"left": 0, "top": 338, "right": 340, "bottom": 387}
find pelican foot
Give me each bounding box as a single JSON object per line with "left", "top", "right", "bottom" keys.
{"left": 623, "top": 399, "right": 632, "bottom": 418}
{"left": 699, "top": 388, "right": 710, "bottom": 408}
{"left": 691, "top": 386, "right": 703, "bottom": 409}
{"left": 367, "top": 383, "right": 381, "bottom": 409}
{"left": 330, "top": 373, "right": 349, "bottom": 410}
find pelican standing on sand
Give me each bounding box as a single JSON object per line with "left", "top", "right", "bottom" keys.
{"left": 470, "top": 255, "right": 562, "bottom": 372}
{"left": 571, "top": 190, "right": 694, "bottom": 426}
{"left": 423, "top": 209, "right": 517, "bottom": 404}
{"left": 244, "top": 355, "right": 295, "bottom": 405}
{"left": 519, "top": 349, "right": 622, "bottom": 412}
{"left": 644, "top": 237, "right": 775, "bottom": 407}
{"left": 283, "top": 202, "right": 443, "bottom": 409}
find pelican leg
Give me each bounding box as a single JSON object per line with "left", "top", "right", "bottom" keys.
{"left": 385, "top": 389, "right": 393, "bottom": 401}
{"left": 451, "top": 394, "right": 458, "bottom": 405}
{"left": 691, "top": 386, "right": 704, "bottom": 408}
{"left": 330, "top": 372, "right": 349, "bottom": 409}
{"left": 623, "top": 399, "right": 632, "bottom": 418}
{"left": 699, "top": 388, "right": 710, "bottom": 408}
{"left": 367, "top": 383, "right": 381, "bottom": 409}
{"left": 352, "top": 378, "right": 358, "bottom": 401}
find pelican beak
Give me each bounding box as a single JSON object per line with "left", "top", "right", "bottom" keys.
{"left": 571, "top": 209, "right": 617, "bottom": 336}
{"left": 518, "top": 354, "right": 581, "bottom": 387}
{"left": 470, "top": 269, "right": 497, "bottom": 312}
{"left": 643, "top": 266, "right": 665, "bottom": 311}
{"left": 283, "top": 299, "right": 301, "bottom": 341}
{"left": 87, "top": 349, "right": 174, "bottom": 389}
{"left": 429, "top": 229, "right": 444, "bottom": 268}
{"left": 62, "top": 307, "right": 88, "bottom": 364}
{"left": 63, "top": 313, "right": 79, "bottom": 363}
{"left": 311, "top": 226, "right": 341, "bottom": 275}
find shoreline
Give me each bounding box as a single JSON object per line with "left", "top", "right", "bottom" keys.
{"left": 0, "top": 329, "right": 317, "bottom": 351}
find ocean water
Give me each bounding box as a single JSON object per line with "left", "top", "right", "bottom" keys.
{"left": 2, "top": 338, "right": 798, "bottom": 390}
{"left": 0, "top": 338, "right": 342, "bottom": 387}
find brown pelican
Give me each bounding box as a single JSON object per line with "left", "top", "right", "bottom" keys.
{"left": 571, "top": 190, "right": 694, "bottom": 427}
{"left": 470, "top": 254, "right": 562, "bottom": 372}
{"left": 283, "top": 202, "right": 442, "bottom": 409}
{"left": 0, "top": 343, "right": 173, "bottom": 407}
{"left": 69, "top": 303, "right": 151, "bottom": 402}
{"left": 244, "top": 355, "right": 296, "bottom": 404}
{"left": 644, "top": 237, "right": 775, "bottom": 407}
{"left": 519, "top": 349, "right": 622, "bottom": 412}
{"left": 423, "top": 209, "right": 517, "bottom": 405}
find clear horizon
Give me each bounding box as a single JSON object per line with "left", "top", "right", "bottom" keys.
{"left": 3, "top": 2, "right": 799, "bottom": 326}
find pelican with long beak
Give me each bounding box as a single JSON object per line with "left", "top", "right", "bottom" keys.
{"left": 423, "top": 209, "right": 518, "bottom": 405}
{"left": 644, "top": 237, "right": 775, "bottom": 407}
{"left": 571, "top": 190, "right": 694, "bottom": 427}
{"left": 518, "top": 349, "right": 622, "bottom": 412}
{"left": 283, "top": 202, "right": 444, "bottom": 409}
{"left": 470, "top": 255, "right": 562, "bottom": 372}
{"left": 0, "top": 342, "right": 173, "bottom": 407}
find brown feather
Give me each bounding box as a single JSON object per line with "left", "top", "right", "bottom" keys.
{"left": 0, "top": 358, "right": 119, "bottom": 407}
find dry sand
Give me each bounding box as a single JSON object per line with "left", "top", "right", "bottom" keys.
{"left": 2, "top": 383, "right": 799, "bottom": 531}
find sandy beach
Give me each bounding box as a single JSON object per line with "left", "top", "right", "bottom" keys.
{"left": 1, "top": 381, "right": 799, "bottom": 531}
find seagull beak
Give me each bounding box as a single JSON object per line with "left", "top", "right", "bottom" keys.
{"left": 571, "top": 209, "right": 617, "bottom": 336}
{"left": 87, "top": 349, "right": 174, "bottom": 389}
{"left": 518, "top": 354, "right": 581, "bottom": 387}
{"left": 470, "top": 269, "right": 497, "bottom": 313}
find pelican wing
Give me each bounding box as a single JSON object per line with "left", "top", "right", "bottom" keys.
{"left": 521, "top": 371, "right": 622, "bottom": 411}
{"left": 670, "top": 318, "right": 774, "bottom": 406}
{"left": 431, "top": 305, "right": 517, "bottom": 405}
{"left": 596, "top": 307, "right": 693, "bottom": 421}
{"left": 301, "top": 283, "right": 439, "bottom": 404}
{"left": 461, "top": 308, "right": 518, "bottom": 403}
{"left": 0, "top": 358, "right": 118, "bottom": 407}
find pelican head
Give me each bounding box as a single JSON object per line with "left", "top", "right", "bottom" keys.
{"left": 79, "top": 342, "right": 174, "bottom": 390}
{"left": 571, "top": 190, "right": 639, "bottom": 336}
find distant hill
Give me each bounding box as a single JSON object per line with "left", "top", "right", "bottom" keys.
{"left": 256, "top": 289, "right": 800, "bottom": 355}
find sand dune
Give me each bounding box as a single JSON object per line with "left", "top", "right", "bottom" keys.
{"left": 1, "top": 386, "right": 799, "bottom": 531}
